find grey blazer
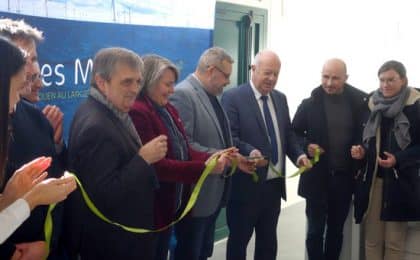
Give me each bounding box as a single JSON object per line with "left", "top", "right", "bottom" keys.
{"left": 169, "top": 74, "right": 233, "bottom": 217}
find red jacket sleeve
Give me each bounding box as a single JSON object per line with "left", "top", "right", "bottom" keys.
{"left": 129, "top": 99, "right": 210, "bottom": 184}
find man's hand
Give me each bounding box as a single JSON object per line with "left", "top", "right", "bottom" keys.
{"left": 351, "top": 145, "right": 365, "bottom": 160}
{"left": 42, "top": 105, "right": 64, "bottom": 145}
{"left": 378, "top": 151, "right": 396, "bottom": 168}
{"left": 236, "top": 154, "right": 257, "bottom": 174}
{"left": 298, "top": 156, "right": 312, "bottom": 169}
{"left": 307, "top": 144, "right": 324, "bottom": 158}
{"left": 206, "top": 147, "right": 238, "bottom": 174}
{"left": 249, "top": 149, "right": 268, "bottom": 167}
{"left": 210, "top": 153, "right": 229, "bottom": 175}
{"left": 13, "top": 241, "right": 47, "bottom": 260}
{"left": 139, "top": 135, "right": 168, "bottom": 164}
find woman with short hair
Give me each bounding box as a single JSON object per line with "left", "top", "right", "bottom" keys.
{"left": 352, "top": 60, "right": 420, "bottom": 260}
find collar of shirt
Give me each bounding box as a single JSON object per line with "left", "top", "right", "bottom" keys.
{"left": 249, "top": 80, "right": 271, "bottom": 103}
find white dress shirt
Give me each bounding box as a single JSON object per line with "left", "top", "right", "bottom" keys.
{"left": 249, "top": 82, "right": 283, "bottom": 180}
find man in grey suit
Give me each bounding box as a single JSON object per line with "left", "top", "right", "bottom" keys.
{"left": 170, "top": 47, "right": 245, "bottom": 260}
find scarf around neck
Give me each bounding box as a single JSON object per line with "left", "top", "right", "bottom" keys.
{"left": 90, "top": 87, "right": 142, "bottom": 147}
{"left": 362, "top": 86, "right": 410, "bottom": 150}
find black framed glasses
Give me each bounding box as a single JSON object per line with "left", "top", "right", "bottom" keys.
{"left": 213, "top": 65, "right": 230, "bottom": 79}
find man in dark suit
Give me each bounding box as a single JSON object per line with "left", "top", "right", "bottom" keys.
{"left": 221, "top": 50, "right": 311, "bottom": 260}
{"left": 292, "top": 58, "right": 367, "bottom": 260}
{"left": 66, "top": 47, "right": 168, "bottom": 259}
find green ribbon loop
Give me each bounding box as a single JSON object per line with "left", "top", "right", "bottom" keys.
{"left": 74, "top": 156, "right": 218, "bottom": 233}
{"left": 44, "top": 153, "right": 234, "bottom": 246}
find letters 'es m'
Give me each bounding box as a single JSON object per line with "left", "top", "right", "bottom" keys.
{"left": 75, "top": 58, "right": 93, "bottom": 85}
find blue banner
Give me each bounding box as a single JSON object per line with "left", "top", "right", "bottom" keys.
{"left": 0, "top": 11, "right": 213, "bottom": 140}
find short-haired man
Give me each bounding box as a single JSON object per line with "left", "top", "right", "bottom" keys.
{"left": 292, "top": 58, "right": 367, "bottom": 260}
{"left": 222, "top": 50, "right": 311, "bottom": 260}
{"left": 66, "top": 47, "right": 167, "bottom": 259}
{"left": 0, "top": 18, "right": 67, "bottom": 259}
{"left": 169, "top": 47, "right": 240, "bottom": 260}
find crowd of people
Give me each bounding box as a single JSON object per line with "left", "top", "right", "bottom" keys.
{"left": 1, "top": 18, "right": 419, "bottom": 260}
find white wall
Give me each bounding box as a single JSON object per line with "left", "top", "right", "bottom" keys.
{"left": 220, "top": 0, "right": 420, "bottom": 115}
{"left": 220, "top": 1, "right": 420, "bottom": 257}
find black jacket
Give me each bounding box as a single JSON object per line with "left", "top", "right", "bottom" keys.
{"left": 65, "top": 96, "right": 158, "bottom": 260}
{"left": 354, "top": 88, "right": 420, "bottom": 223}
{"left": 1, "top": 99, "right": 67, "bottom": 259}
{"left": 292, "top": 84, "right": 367, "bottom": 201}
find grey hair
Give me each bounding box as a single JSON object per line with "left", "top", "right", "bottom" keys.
{"left": 196, "top": 46, "right": 233, "bottom": 72}
{"left": 252, "top": 49, "right": 280, "bottom": 67}
{"left": 140, "top": 54, "right": 179, "bottom": 96}
{"left": 90, "top": 47, "right": 144, "bottom": 88}
{"left": 0, "top": 18, "right": 44, "bottom": 43}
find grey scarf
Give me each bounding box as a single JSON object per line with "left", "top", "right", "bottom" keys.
{"left": 90, "top": 87, "right": 142, "bottom": 147}
{"left": 363, "top": 86, "right": 411, "bottom": 150}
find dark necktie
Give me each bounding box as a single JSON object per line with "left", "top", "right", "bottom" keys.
{"left": 261, "top": 95, "right": 278, "bottom": 164}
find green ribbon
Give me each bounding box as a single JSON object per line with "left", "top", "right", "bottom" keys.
{"left": 44, "top": 154, "right": 236, "bottom": 249}
{"left": 43, "top": 203, "right": 56, "bottom": 259}
{"left": 251, "top": 148, "right": 321, "bottom": 182}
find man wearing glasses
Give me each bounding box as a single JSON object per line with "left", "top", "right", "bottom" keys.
{"left": 169, "top": 47, "right": 235, "bottom": 260}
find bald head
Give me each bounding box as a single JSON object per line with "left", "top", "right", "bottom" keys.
{"left": 251, "top": 50, "right": 281, "bottom": 96}
{"left": 321, "top": 58, "right": 348, "bottom": 95}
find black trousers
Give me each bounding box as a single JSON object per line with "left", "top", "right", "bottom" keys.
{"left": 305, "top": 174, "right": 352, "bottom": 260}
{"left": 226, "top": 180, "right": 281, "bottom": 260}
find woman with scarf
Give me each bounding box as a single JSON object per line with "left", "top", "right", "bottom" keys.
{"left": 351, "top": 60, "right": 420, "bottom": 260}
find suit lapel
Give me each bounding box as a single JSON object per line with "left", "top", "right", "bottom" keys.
{"left": 244, "top": 84, "right": 269, "bottom": 139}
{"left": 189, "top": 76, "right": 227, "bottom": 146}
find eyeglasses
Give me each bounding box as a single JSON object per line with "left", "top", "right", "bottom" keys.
{"left": 379, "top": 77, "right": 400, "bottom": 84}
{"left": 212, "top": 65, "right": 230, "bottom": 80}
{"left": 28, "top": 73, "right": 43, "bottom": 83}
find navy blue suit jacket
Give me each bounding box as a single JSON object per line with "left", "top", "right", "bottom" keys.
{"left": 222, "top": 83, "right": 303, "bottom": 203}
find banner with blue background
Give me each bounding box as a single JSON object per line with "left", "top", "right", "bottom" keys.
{"left": 0, "top": 0, "right": 215, "bottom": 140}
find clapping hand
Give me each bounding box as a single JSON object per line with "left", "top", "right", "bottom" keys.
{"left": 23, "top": 171, "right": 77, "bottom": 210}
{"left": 1, "top": 157, "right": 51, "bottom": 210}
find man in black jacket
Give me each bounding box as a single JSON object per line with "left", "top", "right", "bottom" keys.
{"left": 292, "top": 58, "right": 367, "bottom": 260}
{"left": 66, "top": 47, "right": 167, "bottom": 259}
